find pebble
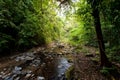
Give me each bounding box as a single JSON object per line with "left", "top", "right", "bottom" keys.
{"left": 58, "top": 65, "right": 63, "bottom": 68}
{"left": 27, "top": 70, "right": 32, "bottom": 74}
{"left": 37, "top": 76, "right": 45, "bottom": 80}
{"left": 0, "top": 71, "right": 5, "bottom": 75}
{"left": 26, "top": 56, "right": 34, "bottom": 60}
{"left": 58, "top": 74, "right": 61, "bottom": 77}
{"left": 15, "top": 66, "right": 22, "bottom": 71}
{"left": 4, "top": 68, "right": 7, "bottom": 71}
{"left": 25, "top": 73, "right": 31, "bottom": 78}
{"left": 12, "top": 66, "right": 22, "bottom": 74}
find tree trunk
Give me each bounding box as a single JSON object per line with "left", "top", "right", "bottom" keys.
{"left": 91, "top": 0, "right": 111, "bottom": 67}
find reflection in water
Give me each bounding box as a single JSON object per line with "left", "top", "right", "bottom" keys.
{"left": 50, "top": 57, "right": 72, "bottom": 80}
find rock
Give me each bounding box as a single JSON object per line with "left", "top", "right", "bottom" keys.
{"left": 58, "top": 65, "right": 63, "bottom": 68}
{"left": 15, "top": 66, "right": 22, "bottom": 71}
{"left": 4, "top": 76, "right": 10, "bottom": 80}
{"left": 4, "top": 77, "right": 13, "bottom": 80}
{"left": 58, "top": 74, "right": 61, "bottom": 77}
{"left": 3, "top": 68, "right": 7, "bottom": 71}
{"left": 33, "top": 59, "right": 41, "bottom": 64}
{"left": 26, "top": 56, "right": 34, "bottom": 60}
{"left": 58, "top": 53, "right": 63, "bottom": 55}
{"left": 37, "top": 76, "right": 45, "bottom": 80}
{"left": 31, "top": 59, "right": 41, "bottom": 67}
{"left": 61, "top": 72, "right": 64, "bottom": 76}
{"left": 15, "top": 56, "right": 25, "bottom": 61}
{"left": 25, "top": 74, "right": 31, "bottom": 78}
{"left": 12, "top": 66, "right": 22, "bottom": 74}
{"left": 15, "top": 58, "right": 19, "bottom": 62}
{"left": 14, "top": 77, "right": 20, "bottom": 80}
{"left": 12, "top": 74, "right": 17, "bottom": 78}
{"left": 0, "top": 71, "right": 5, "bottom": 75}
{"left": 27, "top": 70, "right": 32, "bottom": 74}
{"left": 31, "top": 74, "right": 34, "bottom": 77}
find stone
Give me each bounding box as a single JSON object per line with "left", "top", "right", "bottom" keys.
{"left": 4, "top": 76, "right": 10, "bottom": 80}
{"left": 27, "top": 70, "right": 32, "bottom": 74}
{"left": 58, "top": 65, "right": 63, "bottom": 68}
{"left": 0, "top": 71, "right": 5, "bottom": 75}
{"left": 26, "top": 56, "right": 34, "bottom": 60}
{"left": 3, "top": 68, "right": 7, "bottom": 71}
{"left": 37, "top": 76, "right": 45, "bottom": 80}
{"left": 12, "top": 66, "right": 22, "bottom": 74}
{"left": 15, "top": 66, "right": 22, "bottom": 71}
{"left": 25, "top": 74, "right": 31, "bottom": 78}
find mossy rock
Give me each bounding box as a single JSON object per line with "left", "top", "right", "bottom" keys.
{"left": 65, "top": 65, "right": 74, "bottom": 80}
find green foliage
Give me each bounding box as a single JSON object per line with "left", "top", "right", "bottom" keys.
{"left": 67, "top": 1, "right": 97, "bottom": 47}
{"left": 106, "top": 46, "right": 120, "bottom": 63}
{"left": 66, "top": 0, "right": 120, "bottom": 63}
{"left": 100, "top": 67, "right": 110, "bottom": 75}
{"left": 0, "top": 33, "right": 15, "bottom": 54}
{"left": 0, "top": 0, "right": 62, "bottom": 54}
{"left": 100, "top": 67, "right": 116, "bottom": 76}
{"left": 100, "top": 0, "right": 120, "bottom": 62}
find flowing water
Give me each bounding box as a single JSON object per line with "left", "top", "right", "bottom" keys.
{"left": 0, "top": 50, "right": 73, "bottom": 80}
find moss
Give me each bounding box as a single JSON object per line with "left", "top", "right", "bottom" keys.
{"left": 65, "top": 65, "right": 74, "bottom": 80}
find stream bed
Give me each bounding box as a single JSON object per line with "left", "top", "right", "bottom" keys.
{"left": 0, "top": 47, "right": 74, "bottom": 80}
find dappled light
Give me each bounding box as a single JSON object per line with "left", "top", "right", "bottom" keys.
{"left": 0, "top": 0, "right": 120, "bottom": 80}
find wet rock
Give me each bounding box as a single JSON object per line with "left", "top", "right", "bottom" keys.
{"left": 4, "top": 76, "right": 10, "bottom": 80}
{"left": 12, "top": 66, "right": 22, "bottom": 74}
{"left": 31, "top": 59, "right": 41, "bottom": 67}
{"left": 25, "top": 73, "right": 31, "bottom": 78}
{"left": 61, "top": 72, "right": 64, "bottom": 76}
{"left": 12, "top": 74, "right": 17, "bottom": 77}
{"left": 15, "top": 56, "right": 25, "bottom": 61}
{"left": 4, "top": 77, "right": 13, "bottom": 80}
{"left": 15, "top": 52, "right": 35, "bottom": 62}
{"left": 37, "top": 76, "right": 45, "bottom": 80}
{"left": 26, "top": 56, "right": 34, "bottom": 60}
{"left": 3, "top": 73, "right": 11, "bottom": 79}
{"left": 27, "top": 70, "right": 32, "bottom": 74}
{"left": 15, "top": 66, "right": 22, "bottom": 71}
{"left": 58, "top": 65, "right": 64, "bottom": 68}
{"left": 58, "top": 74, "right": 61, "bottom": 77}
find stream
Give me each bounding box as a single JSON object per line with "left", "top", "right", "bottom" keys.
{"left": 0, "top": 46, "right": 74, "bottom": 80}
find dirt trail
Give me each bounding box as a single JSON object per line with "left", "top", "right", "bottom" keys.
{"left": 73, "top": 46, "right": 110, "bottom": 80}
{"left": 74, "top": 53, "right": 109, "bottom": 80}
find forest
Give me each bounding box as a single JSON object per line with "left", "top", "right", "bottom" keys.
{"left": 0, "top": 0, "right": 120, "bottom": 80}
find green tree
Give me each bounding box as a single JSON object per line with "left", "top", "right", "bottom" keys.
{"left": 88, "top": 0, "right": 111, "bottom": 67}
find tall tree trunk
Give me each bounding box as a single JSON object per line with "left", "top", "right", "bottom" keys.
{"left": 91, "top": 0, "right": 111, "bottom": 67}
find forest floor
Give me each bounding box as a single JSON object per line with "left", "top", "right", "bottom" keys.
{"left": 74, "top": 46, "right": 109, "bottom": 80}
{"left": 0, "top": 42, "right": 119, "bottom": 80}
